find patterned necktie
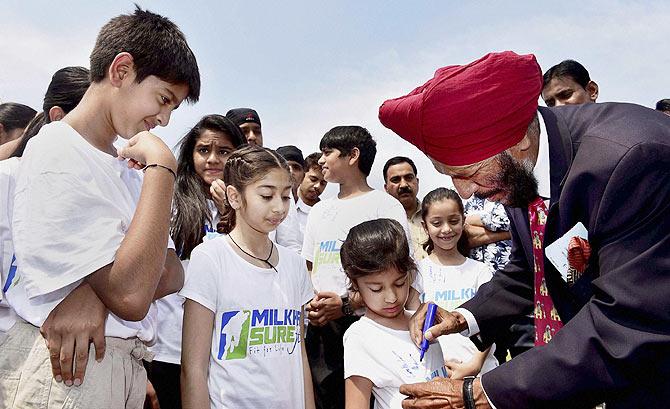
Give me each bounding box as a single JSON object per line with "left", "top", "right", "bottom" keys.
{"left": 528, "top": 196, "right": 563, "bottom": 346}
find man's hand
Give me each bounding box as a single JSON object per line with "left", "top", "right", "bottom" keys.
{"left": 305, "top": 292, "right": 343, "bottom": 326}
{"left": 400, "top": 377, "right": 491, "bottom": 409}
{"left": 408, "top": 303, "right": 468, "bottom": 347}
{"left": 40, "top": 282, "right": 107, "bottom": 387}
{"left": 210, "top": 179, "right": 227, "bottom": 214}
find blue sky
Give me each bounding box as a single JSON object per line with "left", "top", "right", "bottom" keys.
{"left": 2, "top": 1, "right": 669, "bottom": 197}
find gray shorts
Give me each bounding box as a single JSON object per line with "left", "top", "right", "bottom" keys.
{"left": 0, "top": 320, "right": 152, "bottom": 409}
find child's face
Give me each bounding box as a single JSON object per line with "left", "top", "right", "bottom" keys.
{"left": 114, "top": 73, "right": 189, "bottom": 139}
{"left": 356, "top": 267, "right": 409, "bottom": 320}
{"left": 235, "top": 168, "right": 292, "bottom": 234}
{"left": 422, "top": 199, "right": 464, "bottom": 253}
{"left": 318, "top": 148, "right": 349, "bottom": 183}
{"left": 298, "top": 167, "right": 327, "bottom": 202}
{"left": 192, "top": 130, "right": 236, "bottom": 186}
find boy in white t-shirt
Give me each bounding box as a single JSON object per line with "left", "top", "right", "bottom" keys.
{"left": 1, "top": 7, "right": 200, "bottom": 407}
{"left": 295, "top": 152, "right": 328, "bottom": 244}
{"left": 301, "top": 125, "right": 410, "bottom": 409}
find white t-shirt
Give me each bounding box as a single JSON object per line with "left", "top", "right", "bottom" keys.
{"left": 180, "top": 236, "right": 314, "bottom": 409}
{"left": 8, "top": 122, "right": 170, "bottom": 342}
{"left": 295, "top": 195, "right": 313, "bottom": 246}
{"left": 272, "top": 191, "right": 302, "bottom": 254}
{"left": 301, "top": 190, "right": 410, "bottom": 296}
{"left": 152, "top": 201, "right": 222, "bottom": 364}
{"left": 0, "top": 158, "right": 19, "bottom": 334}
{"left": 344, "top": 316, "right": 448, "bottom": 409}
{"left": 413, "top": 257, "right": 498, "bottom": 374}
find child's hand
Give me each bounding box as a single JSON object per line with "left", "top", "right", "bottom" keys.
{"left": 210, "top": 179, "right": 227, "bottom": 212}
{"left": 40, "top": 282, "right": 107, "bottom": 387}
{"left": 445, "top": 358, "right": 482, "bottom": 380}
{"left": 117, "top": 131, "right": 176, "bottom": 172}
{"left": 306, "top": 292, "right": 343, "bottom": 326}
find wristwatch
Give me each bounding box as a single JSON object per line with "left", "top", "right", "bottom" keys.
{"left": 463, "top": 376, "right": 476, "bottom": 409}
{"left": 341, "top": 296, "right": 354, "bottom": 316}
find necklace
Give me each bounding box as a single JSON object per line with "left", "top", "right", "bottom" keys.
{"left": 229, "top": 234, "right": 277, "bottom": 273}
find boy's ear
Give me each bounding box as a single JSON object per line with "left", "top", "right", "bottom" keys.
{"left": 108, "top": 52, "right": 135, "bottom": 88}
{"left": 48, "top": 106, "right": 66, "bottom": 122}
{"left": 347, "top": 147, "right": 360, "bottom": 166}
{"left": 226, "top": 185, "right": 242, "bottom": 210}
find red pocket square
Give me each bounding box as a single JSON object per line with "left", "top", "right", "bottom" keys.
{"left": 566, "top": 237, "right": 591, "bottom": 285}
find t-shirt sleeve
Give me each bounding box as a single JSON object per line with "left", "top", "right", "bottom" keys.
{"left": 13, "top": 170, "right": 125, "bottom": 298}
{"left": 379, "top": 195, "right": 413, "bottom": 251}
{"left": 412, "top": 266, "right": 425, "bottom": 294}
{"left": 343, "top": 324, "right": 386, "bottom": 386}
{"left": 296, "top": 256, "right": 315, "bottom": 305}
{"left": 475, "top": 262, "right": 494, "bottom": 290}
{"left": 301, "top": 207, "right": 316, "bottom": 262}
{"left": 179, "top": 247, "right": 219, "bottom": 312}
{"left": 275, "top": 201, "right": 303, "bottom": 253}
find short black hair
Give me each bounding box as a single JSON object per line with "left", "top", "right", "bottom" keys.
{"left": 542, "top": 59, "right": 591, "bottom": 89}
{"left": 90, "top": 6, "right": 200, "bottom": 103}
{"left": 319, "top": 125, "right": 376, "bottom": 176}
{"left": 340, "top": 218, "right": 417, "bottom": 292}
{"left": 382, "top": 156, "right": 417, "bottom": 182}
{"left": 304, "top": 152, "right": 322, "bottom": 172}
{"left": 656, "top": 99, "right": 670, "bottom": 112}
{"left": 0, "top": 102, "right": 37, "bottom": 132}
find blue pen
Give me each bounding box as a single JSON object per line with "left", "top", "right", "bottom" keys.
{"left": 419, "top": 303, "right": 438, "bottom": 361}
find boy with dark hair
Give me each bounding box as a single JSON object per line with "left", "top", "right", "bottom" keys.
{"left": 226, "top": 107, "right": 263, "bottom": 145}
{"left": 541, "top": 59, "right": 598, "bottom": 107}
{"left": 277, "top": 145, "right": 306, "bottom": 199}
{"left": 296, "top": 152, "right": 328, "bottom": 244}
{"left": 302, "top": 125, "right": 410, "bottom": 409}
{"left": 2, "top": 6, "right": 199, "bottom": 407}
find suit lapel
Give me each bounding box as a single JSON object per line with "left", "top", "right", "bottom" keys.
{"left": 538, "top": 107, "right": 586, "bottom": 321}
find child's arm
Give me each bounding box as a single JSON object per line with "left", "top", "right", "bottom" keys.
{"left": 152, "top": 249, "right": 184, "bottom": 300}
{"left": 446, "top": 347, "right": 492, "bottom": 380}
{"left": 301, "top": 306, "right": 316, "bottom": 409}
{"left": 345, "top": 376, "right": 374, "bottom": 409}
{"left": 85, "top": 132, "right": 178, "bottom": 321}
{"left": 181, "top": 299, "right": 214, "bottom": 409}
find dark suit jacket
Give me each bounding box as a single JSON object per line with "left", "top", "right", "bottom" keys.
{"left": 461, "top": 103, "right": 670, "bottom": 409}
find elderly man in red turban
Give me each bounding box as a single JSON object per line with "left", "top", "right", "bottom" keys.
{"left": 379, "top": 51, "right": 670, "bottom": 409}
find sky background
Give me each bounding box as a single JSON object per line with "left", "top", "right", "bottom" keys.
{"left": 2, "top": 1, "right": 669, "bottom": 199}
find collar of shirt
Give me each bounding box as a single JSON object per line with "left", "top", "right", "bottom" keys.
{"left": 534, "top": 109, "right": 551, "bottom": 200}
{"left": 409, "top": 198, "right": 422, "bottom": 222}
{"left": 295, "top": 195, "right": 313, "bottom": 214}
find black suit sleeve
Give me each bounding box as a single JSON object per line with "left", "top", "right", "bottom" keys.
{"left": 461, "top": 207, "right": 534, "bottom": 349}
{"left": 480, "top": 142, "right": 670, "bottom": 408}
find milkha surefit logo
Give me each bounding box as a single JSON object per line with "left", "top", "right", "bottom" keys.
{"left": 217, "top": 308, "right": 302, "bottom": 360}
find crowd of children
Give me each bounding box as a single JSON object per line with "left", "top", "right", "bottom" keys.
{"left": 0, "top": 7, "right": 504, "bottom": 409}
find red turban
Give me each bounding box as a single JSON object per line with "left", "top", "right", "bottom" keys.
{"left": 378, "top": 51, "right": 542, "bottom": 167}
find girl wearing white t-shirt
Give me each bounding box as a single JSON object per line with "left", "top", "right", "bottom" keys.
{"left": 407, "top": 188, "right": 498, "bottom": 378}
{"left": 342, "top": 218, "right": 447, "bottom": 409}
{"left": 149, "top": 115, "right": 245, "bottom": 408}
{"left": 180, "top": 146, "right": 316, "bottom": 409}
